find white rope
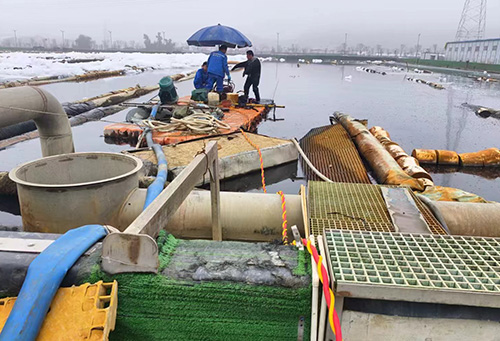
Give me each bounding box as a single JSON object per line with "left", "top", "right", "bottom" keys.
{"left": 291, "top": 138, "right": 333, "bottom": 183}
{"left": 139, "top": 113, "right": 231, "bottom": 135}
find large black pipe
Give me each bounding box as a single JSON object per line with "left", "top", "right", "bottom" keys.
{"left": 0, "top": 231, "right": 100, "bottom": 298}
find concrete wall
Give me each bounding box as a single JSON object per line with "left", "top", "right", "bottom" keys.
{"left": 341, "top": 310, "right": 500, "bottom": 341}
{"left": 445, "top": 39, "right": 500, "bottom": 64}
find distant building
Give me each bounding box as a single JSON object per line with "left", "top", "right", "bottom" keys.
{"left": 444, "top": 38, "right": 500, "bottom": 64}
{"left": 422, "top": 52, "right": 445, "bottom": 61}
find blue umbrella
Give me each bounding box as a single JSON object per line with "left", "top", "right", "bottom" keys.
{"left": 187, "top": 24, "right": 252, "bottom": 48}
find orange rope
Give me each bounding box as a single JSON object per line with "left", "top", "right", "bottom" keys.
{"left": 239, "top": 128, "right": 267, "bottom": 193}
{"left": 277, "top": 191, "right": 288, "bottom": 245}
{"left": 240, "top": 129, "right": 290, "bottom": 246}
{"left": 304, "top": 239, "right": 343, "bottom": 341}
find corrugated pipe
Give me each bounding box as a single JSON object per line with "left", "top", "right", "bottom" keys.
{"left": 333, "top": 112, "right": 425, "bottom": 191}
{"left": 412, "top": 148, "right": 500, "bottom": 167}
{"left": 0, "top": 86, "right": 74, "bottom": 157}
{"left": 143, "top": 105, "right": 168, "bottom": 209}
{"left": 0, "top": 225, "right": 107, "bottom": 340}
{"left": 369, "top": 126, "right": 434, "bottom": 187}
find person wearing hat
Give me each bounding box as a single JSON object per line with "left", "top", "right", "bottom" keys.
{"left": 207, "top": 45, "right": 231, "bottom": 92}
{"left": 193, "top": 62, "right": 210, "bottom": 89}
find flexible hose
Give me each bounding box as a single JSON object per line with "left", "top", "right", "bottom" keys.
{"left": 143, "top": 128, "right": 168, "bottom": 209}
{"left": 143, "top": 104, "right": 169, "bottom": 209}
{"left": 291, "top": 138, "right": 333, "bottom": 183}
{"left": 0, "top": 225, "right": 107, "bottom": 341}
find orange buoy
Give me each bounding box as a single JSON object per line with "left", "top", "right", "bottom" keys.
{"left": 412, "top": 149, "right": 437, "bottom": 165}
{"left": 436, "top": 150, "right": 460, "bottom": 165}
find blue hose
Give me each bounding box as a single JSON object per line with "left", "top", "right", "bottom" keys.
{"left": 0, "top": 225, "right": 107, "bottom": 341}
{"left": 142, "top": 104, "right": 169, "bottom": 209}
{"left": 143, "top": 127, "right": 168, "bottom": 209}
{"left": 150, "top": 103, "right": 159, "bottom": 119}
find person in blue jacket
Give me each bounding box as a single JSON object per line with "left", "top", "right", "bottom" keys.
{"left": 207, "top": 45, "right": 231, "bottom": 92}
{"left": 193, "top": 62, "right": 209, "bottom": 89}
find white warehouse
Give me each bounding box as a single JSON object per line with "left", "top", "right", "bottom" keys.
{"left": 445, "top": 38, "right": 500, "bottom": 64}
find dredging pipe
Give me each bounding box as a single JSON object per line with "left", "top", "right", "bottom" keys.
{"left": 369, "top": 126, "right": 434, "bottom": 187}
{"left": 0, "top": 86, "right": 74, "bottom": 156}
{"left": 333, "top": 113, "right": 425, "bottom": 191}
{"left": 418, "top": 199, "right": 500, "bottom": 237}
{"left": 118, "top": 190, "right": 304, "bottom": 242}
{"left": 0, "top": 225, "right": 108, "bottom": 340}
{"left": 413, "top": 148, "right": 500, "bottom": 167}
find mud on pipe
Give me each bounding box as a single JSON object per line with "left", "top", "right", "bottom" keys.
{"left": 333, "top": 112, "right": 425, "bottom": 191}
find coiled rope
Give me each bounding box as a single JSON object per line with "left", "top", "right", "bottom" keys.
{"left": 277, "top": 191, "right": 288, "bottom": 245}
{"left": 140, "top": 113, "right": 230, "bottom": 134}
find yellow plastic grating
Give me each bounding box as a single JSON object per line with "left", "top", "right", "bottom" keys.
{"left": 0, "top": 281, "right": 118, "bottom": 341}
{"left": 299, "top": 124, "right": 371, "bottom": 183}
{"left": 308, "top": 181, "right": 447, "bottom": 236}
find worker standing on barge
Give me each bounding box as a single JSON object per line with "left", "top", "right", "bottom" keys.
{"left": 193, "top": 62, "right": 210, "bottom": 89}
{"left": 207, "top": 45, "right": 231, "bottom": 92}
{"left": 232, "top": 50, "right": 261, "bottom": 103}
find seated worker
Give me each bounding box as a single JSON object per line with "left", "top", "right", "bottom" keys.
{"left": 232, "top": 50, "right": 261, "bottom": 103}
{"left": 193, "top": 62, "right": 209, "bottom": 89}
{"left": 207, "top": 45, "right": 231, "bottom": 92}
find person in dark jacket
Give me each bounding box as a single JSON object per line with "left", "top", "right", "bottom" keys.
{"left": 193, "top": 62, "right": 210, "bottom": 89}
{"left": 232, "top": 50, "right": 261, "bottom": 102}
{"left": 207, "top": 45, "right": 231, "bottom": 92}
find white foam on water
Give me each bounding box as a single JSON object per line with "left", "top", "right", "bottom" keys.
{"left": 0, "top": 51, "right": 246, "bottom": 81}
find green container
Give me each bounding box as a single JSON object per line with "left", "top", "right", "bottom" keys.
{"left": 158, "top": 76, "right": 178, "bottom": 104}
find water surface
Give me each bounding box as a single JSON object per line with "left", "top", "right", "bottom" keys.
{"left": 2, "top": 63, "right": 500, "bottom": 226}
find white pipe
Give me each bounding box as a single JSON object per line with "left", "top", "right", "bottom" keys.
{"left": 317, "top": 234, "right": 329, "bottom": 341}
{"left": 119, "top": 190, "right": 304, "bottom": 242}
{"left": 292, "top": 138, "right": 333, "bottom": 183}
{"left": 422, "top": 200, "right": 500, "bottom": 237}
{"left": 310, "top": 235, "right": 319, "bottom": 341}
{"left": 0, "top": 86, "right": 74, "bottom": 156}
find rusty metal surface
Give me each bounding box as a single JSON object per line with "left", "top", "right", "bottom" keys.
{"left": 299, "top": 124, "right": 371, "bottom": 183}
{"left": 308, "top": 181, "right": 447, "bottom": 236}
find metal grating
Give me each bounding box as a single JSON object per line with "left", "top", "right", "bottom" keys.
{"left": 324, "top": 230, "right": 500, "bottom": 308}
{"left": 308, "top": 181, "right": 447, "bottom": 236}
{"left": 300, "top": 124, "right": 371, "bottom": 183}
{"left": 408, "top": 190, "right": 447, "bottom": 235}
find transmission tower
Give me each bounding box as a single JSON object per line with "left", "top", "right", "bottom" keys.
{"left": 455, "top": 0, "right": 487, "bottom": 41}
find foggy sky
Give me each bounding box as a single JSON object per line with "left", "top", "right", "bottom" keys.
{"left": 1, "top": 0, "right": 500, "bottom": 50}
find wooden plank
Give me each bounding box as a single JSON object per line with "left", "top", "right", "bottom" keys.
{"left": 210, "top": 157, "right": 222, "bottom": 241}
{"left": 124, "top": 141, "right": 218, "bottom": 237}
{"left": 300, "top": 184, "right": 310, "bottom": 238}
{"left": 0, "top": 238, "right": 54, "bottom": 253}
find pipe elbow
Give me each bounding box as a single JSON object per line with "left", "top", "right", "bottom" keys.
{"left": 0, "top": 86, "right": 74, "bottom": 156}
{"left": 30, "top": 87, "right": 75, "bottom": 156}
